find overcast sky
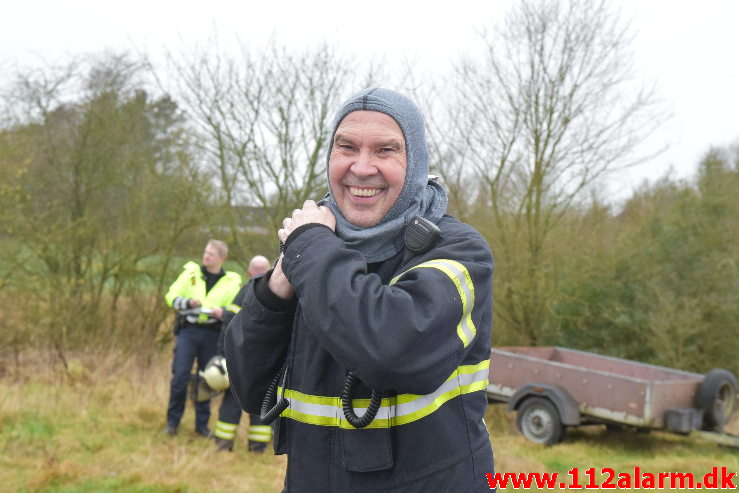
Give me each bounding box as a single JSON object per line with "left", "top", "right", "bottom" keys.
{"left": 2, "top": 0, "right": 738, "bottom": 200}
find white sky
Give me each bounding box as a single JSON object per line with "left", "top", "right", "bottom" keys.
{"left": 2, "top": 0, "right": 739, "bottom": 201}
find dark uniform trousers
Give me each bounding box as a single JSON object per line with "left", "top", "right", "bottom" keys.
{"left": 217, "top": 388, "right": 271, "bottom": 450}
{"left": 167, "top": 325, "right": 219, "bottom": 430}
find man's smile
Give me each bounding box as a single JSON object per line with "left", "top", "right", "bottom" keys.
{"left": 348, "top": 186, "right": 384, "bottom": 198}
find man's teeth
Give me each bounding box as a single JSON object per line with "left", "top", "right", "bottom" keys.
{"left": 350, "top": 187, "right": 381, "bottom": 197}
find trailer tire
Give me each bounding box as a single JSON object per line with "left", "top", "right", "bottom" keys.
{"left": 516, "top": 396, "right": 566, "bottom": 445}
{"left": 695, "top": 368, "right": 737, "bottom": 431}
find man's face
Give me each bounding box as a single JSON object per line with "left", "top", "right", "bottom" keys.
{"left": 202, "top": 245, "right": 224, "bottom": 271}
{"left": 328, "top": 111, "right": 407, "bottom": 228}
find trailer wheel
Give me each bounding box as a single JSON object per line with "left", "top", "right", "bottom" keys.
{"left": 695, "top": 368, "right": 737, "bottom": 431}
{"left": 516, "top": 396, "right": 566, "bottom": 445}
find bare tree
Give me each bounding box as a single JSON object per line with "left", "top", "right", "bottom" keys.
{"left": 0, "top": 53, "right": 208, "bottom": 359}
{"left": 164, "top": 42, "right": 358, "bottom": 263}
{"left": 434, "top": 0, "right": 667, "bottom": 344}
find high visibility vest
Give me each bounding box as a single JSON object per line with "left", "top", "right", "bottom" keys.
{"left": 165, "top": 261, "right": 242, "bottom": 322}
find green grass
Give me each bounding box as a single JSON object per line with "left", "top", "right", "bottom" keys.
{"left": 488, "top": 405, "right": 738, "bottom": 491}
{"left": 1, "top": 351, "right": 736, "bottom": 492}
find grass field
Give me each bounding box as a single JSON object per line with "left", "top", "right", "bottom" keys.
{"left": 1, "top": 351, "right": 736, "bottom": 492}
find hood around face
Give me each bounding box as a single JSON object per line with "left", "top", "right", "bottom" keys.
{"left": 321, "top": 88, "right": 447, "bottom": 263}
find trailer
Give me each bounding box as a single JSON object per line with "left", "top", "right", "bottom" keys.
{"left": 487, "top": 346, "right": 738, "bottom": 446}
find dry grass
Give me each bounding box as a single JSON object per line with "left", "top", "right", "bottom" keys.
{"left": 1, "top": 350, "right": 737, "bottom": 492}
{"left": 0, "top": 350, "right": 286, "bottom": 492}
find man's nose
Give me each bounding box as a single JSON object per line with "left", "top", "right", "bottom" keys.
{"left": 350, "top": 151, "right": 378, "bottom": 177}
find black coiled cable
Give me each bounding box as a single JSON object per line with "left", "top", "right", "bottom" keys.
{"left": 260, "top": 358, "right": 289, "bottom": 424}
{"left": 261, "top": 218, "right": 440, "bottom": 429}
{"left": 341, "top": 372, "right": 383, "bottom": 429}
{"left": 259, "top": 240, "right": 291, "bottom": 425}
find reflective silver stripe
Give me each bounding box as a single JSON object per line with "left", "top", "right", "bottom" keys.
{"left": 186, "top": 315, "right": 217, "bottom": 324}
{"left": 390, "top": 259, "right": 477, "bottom": 347}
{"left": 278, "top": 360, "right": 489, "bottom": 429}
{"left": 395, "top": 365, "right": 486, "bottom": 416}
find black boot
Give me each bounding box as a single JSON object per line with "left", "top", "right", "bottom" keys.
{"left": 214, "top": 437, "right": 234, "bottom": 452}
{"left": 248, "top": 440, "right": 267, "bottom": 453}
{"left": 195, "top": 426, "right": 211, "bottom": 438}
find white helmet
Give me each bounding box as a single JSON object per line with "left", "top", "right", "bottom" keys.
{"left": 200, "top": 355, "right": 230, "bottom": 391}
{"left": 190, "top": 356, "right": 230, "bottom": 402}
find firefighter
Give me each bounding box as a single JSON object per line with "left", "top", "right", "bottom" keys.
{"left": 225, "top": 89, "right": 495, "bottom": 491}
{"left": 163, "top": 239, "right": 242, "bottom": 437}
{"left": 213, "top": 255, "right": 273, "bottom": 452}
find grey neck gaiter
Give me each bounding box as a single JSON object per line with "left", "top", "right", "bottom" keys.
{"left": 320, "top": 88, "right": 448, "bottom": 263}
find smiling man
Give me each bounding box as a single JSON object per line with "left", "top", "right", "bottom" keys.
{"left": 329, "top": 110, "right": 407, "bottom": 228}
{"left": 226, "top": 88, "right": 495, "bottom": 492}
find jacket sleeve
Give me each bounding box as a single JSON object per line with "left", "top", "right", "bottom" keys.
{"left": 224, "top": 276, "right": 296, "bottom": 414}
{"left": 164, "top": 266, "right": 193, "bottom": 310}
{"left": 218, "top": 283, "right": 249, "bottom": 355}
{"left": 281, "top": 224, "right": 493, "bottom": 395}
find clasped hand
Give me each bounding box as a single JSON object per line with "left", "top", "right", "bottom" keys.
{"left": 277, "top": 200, "right": 336, "bottom": 243}
{"left": 269, "top": 200, "right": 336, "bottom": 299}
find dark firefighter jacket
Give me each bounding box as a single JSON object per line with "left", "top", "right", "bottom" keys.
{"left": 219, "top": 281, "right": 250, "bottom": 356}
{"left": 225, "top": 215, "right": 495, "bottom": 492}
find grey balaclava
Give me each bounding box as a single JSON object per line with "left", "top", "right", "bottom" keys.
{"left": 320, "top": 88, "right": 448, "bottom": 263}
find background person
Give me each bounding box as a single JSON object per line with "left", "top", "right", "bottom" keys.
{"left": 163, "top": 239, "right": 242, "bottom": 437}
{"left": 213, "top": 255, "right": 273, "bottom": 452}
{"left": 226, "top": 88, "right": 495, "bottom": 491}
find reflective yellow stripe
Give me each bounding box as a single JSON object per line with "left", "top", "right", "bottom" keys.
{"left": 227, "top": 304, "right": 241, "bottom": 314}
{"left": 277, "top": 360, "right": 489, "bottom": 429}
{"left": 214, "top": 420, "right": 238, "bottom": 440}
{"left": 248, "top": 434, "right": 272, "bottom": 442}
{"left": 390, "top": 259, "right": 476, "bottom": 347}
{"left": 249, "top": 425, "right": 272, "bottom": 433}
{"left": 248, "top": 424, "right": 273, "bottom": 442}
